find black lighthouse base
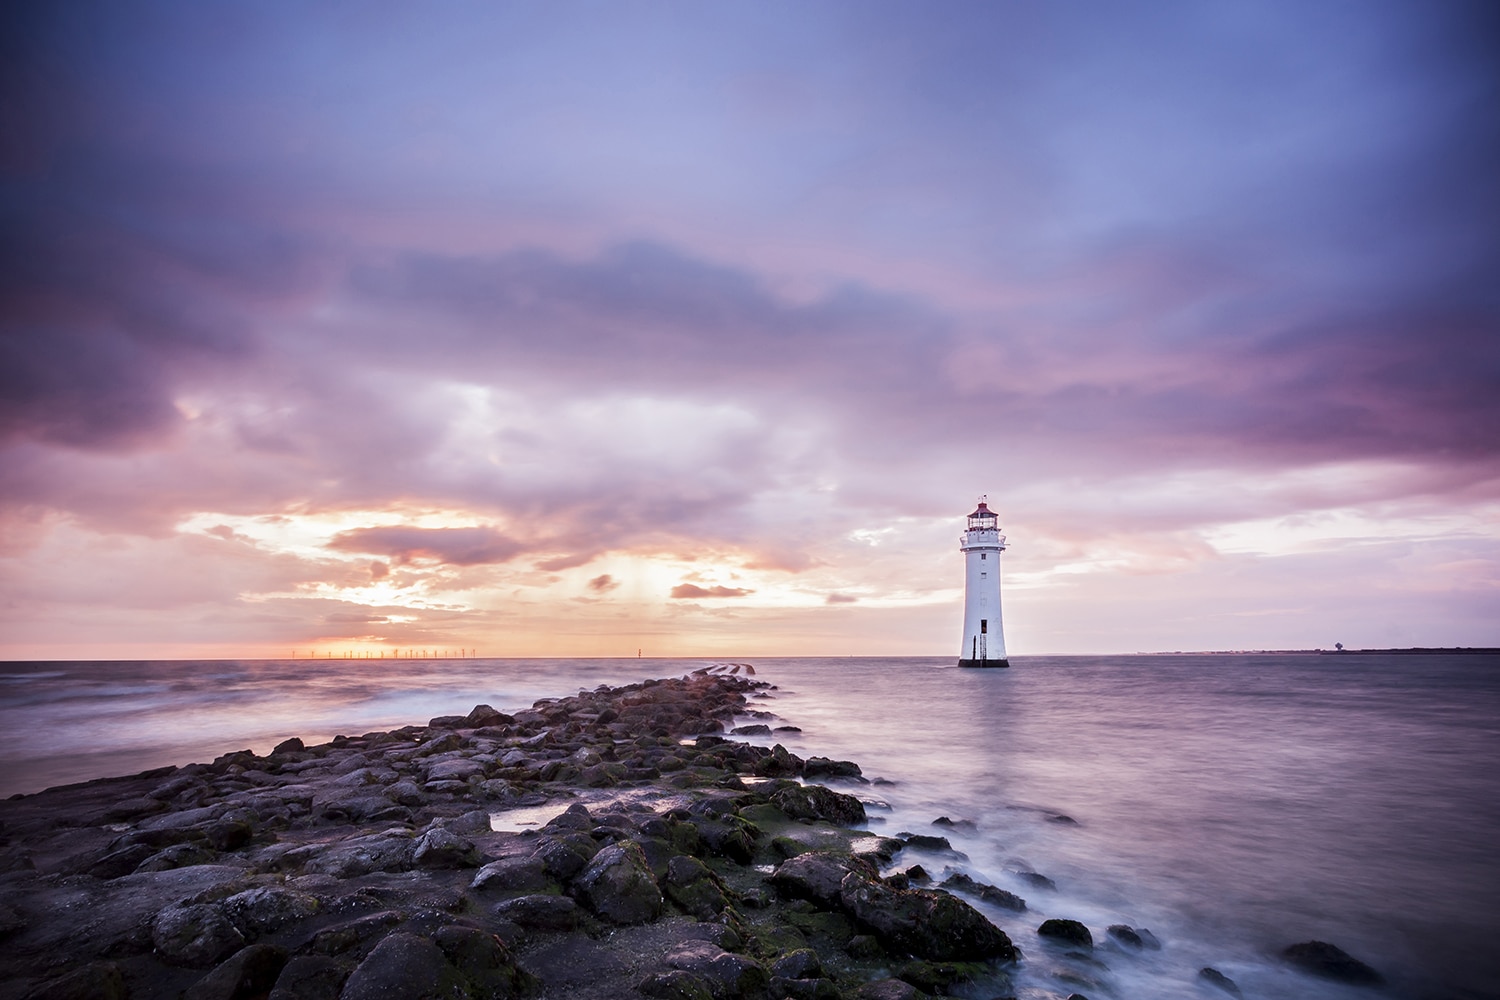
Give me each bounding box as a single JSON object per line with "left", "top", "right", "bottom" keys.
{"left": 957, "top": 658, "right": 1010, "bottom": 668}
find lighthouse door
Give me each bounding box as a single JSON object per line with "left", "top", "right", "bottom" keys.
{"left": 979, "top": 619, "right": 988, "bottom": 660}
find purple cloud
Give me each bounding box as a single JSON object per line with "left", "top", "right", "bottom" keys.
{"left": 327, "top": 526, "right": 526, "bottom": 567}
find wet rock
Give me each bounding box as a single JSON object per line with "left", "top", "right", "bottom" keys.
{"left": 663, "top": 854, "right": 731, "bottom": 918}
{"left": 339, "top": 932, "right": 467, "bottom": 1000}
{"left": 769, "top": 852, "right": 876, "bottom": 908}
{"left": 771, "top": 784, "right": 866, "bottom": 826}
{"left": 308, "top": 911, "right": 403, "bottom": 956}
{"left": 1038, "top": 918, "right": 1092, "bottom": 948}
{"left": 152, "top": 902, "right": 247, "bottom": 967}
{"left": 840, "top": 872, "right": 1018, "bottom": 962}
{"left": 896, "top": 833, "right": 951, "bottom": 851}
{"left": 426, "top": 758, "right": 485, "bottom": 782}
{"left": 433, "top": 924, "right": 534, "bottom": 997}
{"left": 732, "top": 724, "right": 773, "bottom": 736}
{"left": 770, "top": 947, "right": 823, "bottom": 979}
{"left": 1008, "top": 868, "right": 1056, "bottom": 891}
{"left": 1106, "top": 923, "right": 1143, "bottom": 948}
{"left": 532, "top": 833, "right": 599, "bottom": 880}
{"left": 183, "top": 943, "right": 288, "bottom": 1000}
{"left": 850, "top": 836, "right": 906, "bottom": 864}
{"left": 572, "top": 840, "right": 664, "bottom": 924}
{"left": 471, "top": 855, "right": 550, "bottom": 892}
{"left": 639, "top": 970, "right": 716, "bottom": 1000}
{"left": 665, "top": 940, "right": 770, "bottom": 998}
{"left": 492, "top": 894, "right": 583, "bottom": 931}
{"left": 20, "top": 962, "right": 127, "bottom": 1000}
{"left": 938, "top": 872, "right": 1026, "bottom": 912}
{"left": 1282, "top": 940, "right": 1385, "bottom": 985}
{"left": 135, "top": 842, "right": 218, "bottom": 872}
{"left": 267, "top": 955, "right": 348, "bottom": 1000}
{"left": 1198, "top": 966, "right": 1242, "bottom": 996}
{"left": 272, "top": 737, "right": 306, "bottom": 755}
{"left": 463, "top": 704, "right": 513, "bottom": 728}
{"left": 803, "top": 757, "right": 863, "bottom": 780}
{"left": 85, "top": 843, "right": 160, "bottom": 879}
{"left": 223, "top": 887, "right": 320, "bottom": 936}
{"left": 853, "top": 979, "right": 924, "bottom": 1000}
{"left": 303, "top": 830, "right": 413, "bottom": 877}
{"left": 412, "top": 827, "right": 481, "bottom": 868}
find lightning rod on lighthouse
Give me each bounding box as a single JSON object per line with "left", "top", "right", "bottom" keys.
{"left": 958, "top": 497, "right": 1009, "bottom": 668}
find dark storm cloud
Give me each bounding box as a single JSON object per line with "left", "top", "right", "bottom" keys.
{"left": 327, "top": 526, "right": 527, "bottom": 567}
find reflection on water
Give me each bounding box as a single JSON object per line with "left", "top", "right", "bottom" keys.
{"left": 2, "top": 654, "right": 1497, "bottom": 999}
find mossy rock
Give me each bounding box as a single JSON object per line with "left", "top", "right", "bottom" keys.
{"left": 786, "top": 908, "right": 857, "bottom": 946}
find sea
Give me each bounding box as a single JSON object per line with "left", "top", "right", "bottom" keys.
{"left": 2, "top": 654, "right": 1497, "bottom": 1000}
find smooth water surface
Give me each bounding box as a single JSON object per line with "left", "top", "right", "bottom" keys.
{"left": 3, "top": 654, "right": 1496, "bottom": 999}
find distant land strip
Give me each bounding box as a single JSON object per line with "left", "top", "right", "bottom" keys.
{"left": 1319, "top": 647, "right": 1500, "bottom": 655}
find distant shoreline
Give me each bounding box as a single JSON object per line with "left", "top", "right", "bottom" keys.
{"left": 1141, "top": 647, "right": 1500, "bottom": 656}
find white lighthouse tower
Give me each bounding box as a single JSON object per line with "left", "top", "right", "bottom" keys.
{"left": 958, "top": 498, "right": 1009, "bottom": 668}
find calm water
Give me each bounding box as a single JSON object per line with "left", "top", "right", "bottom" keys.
{"left": 3, "top": 654, "right": 1497, "bottom": 999}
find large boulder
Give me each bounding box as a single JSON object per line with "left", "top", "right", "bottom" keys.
{"left": 492, "top": 894, "right": 584, "bottom": 931}
{"left": 665, "top": 940, "right": 770, "bottom": 998}
{"left": 840, "top": 873, "right": 1017, "bottom": 962}
{"left": 939, "top": 872, "right": 1026, "bottom": 912}
{"left": 572, "top": 841, "right": 664, "bottom": 924}
{"left": 222, "top": 887, "right": 319, "bottom": 937}
{"left": 412, "top": 827, "right": 481, "bottom": 868}
{"left": 1282, "top": 940, "right": 1384, "bottom": 985}
{"left": 433, "top": 925, "right": 534, "bottom": 998}
{"left": 471, "top": 855, "right": 550, "bottom": 893}
{"left": 339, "top": 932, "right": 468, "bottom": 1000}
{"left": 663, "top": 854, "right": 731, "bottom": 918}
{"left": 183, "top": 943, "right": 287, "bottom": 1000}
{"left": 151, "top": 902, "right": 246, "bottom": 967}
{"left": 769, "top": 852, "right": 876, "bottom": 908}
{"left": 1037, "top": 918, "right": 1092, "bottom": 948}
{"left": 771, "top": 784, "right": 866, "bottom": 826}
{"left": 267, "top": 955, "right": 347, "bottom": 1000}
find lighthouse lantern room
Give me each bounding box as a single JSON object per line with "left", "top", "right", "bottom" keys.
{"left": 958, "top": 498, "right": 1009, "bottom": 668}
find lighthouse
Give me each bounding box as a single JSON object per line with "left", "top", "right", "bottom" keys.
{"left": 958, "top": 498, "right": 1009, "bottom": 668}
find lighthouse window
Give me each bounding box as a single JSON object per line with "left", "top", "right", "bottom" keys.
{"left": 981, "top": 572, "right": 987, "bottom": 578}
{"left": 980, "top": 553, "right": 986, "bottom": 560}
{"left": 980, "top": 619, "right": 988, "bottom": 633}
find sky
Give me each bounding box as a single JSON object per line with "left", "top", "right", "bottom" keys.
{"left": 2, "top": 1, "right": 1497, "bottom": 659}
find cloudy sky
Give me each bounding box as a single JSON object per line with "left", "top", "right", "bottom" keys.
{"left": 3, "top": 1, "right": 1497, "bottom": 659}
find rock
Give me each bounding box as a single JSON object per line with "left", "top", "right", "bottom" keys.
{"left": 426, "top": 758, "right": 485, "bottom": 782}
{"left": 939, "top": 872, "right": 1026, "bottom": 911}
{"left": 471, "top": 855, "right": 550, "bottom": 892}
{"left": 412, "top": 827, "right": 480, "bottom": 868}
{"left": 308, "top": 911, "right": 403, "bottom": 956}
{"left": 771, "top": 784, "right": 866, "bottom": 826}
{"left": 492, "top": 894, "right": 584, "bottom": 931}
{"left": 223, "top": 887, "right": 320, "bottom": 936}
{"left": 272, "top": 737, "right": 305, "bottom": 755}
{"left": 853, "top": 979, "right": 924, "bottom": 1000}
{"left": 463, "top": 704, "right": 512, "bottom": 727}
{"left": 183, "top": 943, "right": 288, "bottom": 1000}
{"left": 769, "top": 852, "right": 875, "bottom": 908}
{"left": 20, "top": 962, "right": 127, "bottom": 1000}
{"left": 135, "top": 842, "right": 218, "bottom": 872}
{"left": 1038, "top": 918, "right": 1092, "bottom": 948}
{"left": 572, "top": 840, "right": 664, "bottom": 924}
{"left": 152, "top": 902, "right": 247, "bottom": 967}
{"left": 770, "top": 947, "right": 823, "bottom": 979}
{"left": 839, "top": 872, "right": 1018, "bottom": 962}
{"left": 665, "top": 940, "right": 770, "bottom": 998}
{"left": 1198, "top": 966, "right": 1242, "bottom": 996}
{"left": 1281, "top": 940, "right": 1385, "bottom": 985}
{"left": 531, "top": 834, "right": 599, "bottom": 880}
{"left": 639, "top": 970, "right": 716, "bottom": 1000}
{"left": 1009, "top": 869, "right": 1056, "bottom": 890}
{"left": 384, "top": 780, "right": 426, "bottom": 806}
{"left": 339, "top": 932, "right": 468, "bottom": 1000}
{"left": 0, "top": 902, "right": 25, "bottom": 939}
{"left": 731, "top": 724, "right": 772, "bottom": 735}
{"left": 663, "top": 854, "right": 731, "bottom": 918}
{"left": 1106, "top": 923, "right": 1143, "bottom": 948}
{"left": 268, "top": 955, "right": 348, "bottom": 1000}
{"left": 433, "top": 924, "right": 534, "bottom": 998}
{"left": 803, "top": 757, "right": 863, "bottom": 780}
{"left": 303, "top": 831, "right": 413, "bottom": 877}
{"left": 896, "top": 833, "right": 951, "bottom": 851}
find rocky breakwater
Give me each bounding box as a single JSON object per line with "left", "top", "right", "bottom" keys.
{"left": 0, "top": 671, "right": 1020, "bottom": 1000}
